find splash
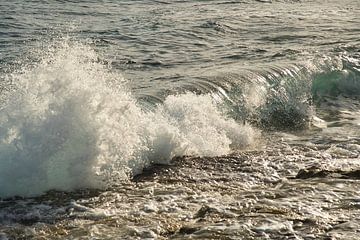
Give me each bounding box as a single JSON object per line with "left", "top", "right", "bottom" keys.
{"left": 0, "top": 40, "right": 257, "bottom": 198}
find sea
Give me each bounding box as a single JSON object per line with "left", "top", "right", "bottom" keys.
{"left": 0, "top": 0, "right": 359, "bottom": 239}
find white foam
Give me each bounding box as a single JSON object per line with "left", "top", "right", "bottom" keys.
{"left": 0, "top": 39, "right": 258, "bottom": 198}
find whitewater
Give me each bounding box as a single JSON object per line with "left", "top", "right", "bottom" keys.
{"left": 0, "top": 40, "right": 257, "bottom": 198}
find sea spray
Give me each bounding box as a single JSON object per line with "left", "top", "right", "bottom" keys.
{"left": 0, "top": 40, "right": 257, "bottom": 198}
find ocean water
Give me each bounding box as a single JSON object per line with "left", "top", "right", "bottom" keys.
{"left": 0, "top": 0, "right": 359, "bottom": 239}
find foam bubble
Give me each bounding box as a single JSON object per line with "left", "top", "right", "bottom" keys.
{"left": 0, "top": 39, "right": 257, "bottom": 198}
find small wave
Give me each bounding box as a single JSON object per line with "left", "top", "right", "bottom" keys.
{"left": 312, "top": 55, "right": 360, "bottom": 99}
{"left": 0, "top": 39, "right": 257, "bottom": 198}
{"left": 200, "top": 20, "right": 235, "bottom": 33}
{"left": 181, "top": 55, "right": 359, "bottom": 130}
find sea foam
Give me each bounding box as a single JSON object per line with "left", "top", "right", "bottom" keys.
{"left": 0, "top": 40, "right": 257, "bottom": 198}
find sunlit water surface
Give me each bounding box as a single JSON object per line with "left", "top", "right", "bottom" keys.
{"left": 0, "top": 0, "right": 359, "bottom": 239}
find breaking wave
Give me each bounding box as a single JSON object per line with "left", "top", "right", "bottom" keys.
{"left": 195, "top": 54, "right": 360, "bottom": 130}
{"left": 0, "top": 40, "right": 257, "bottom": 198}
{"left": 1, "top": 37, "right": 358, "bottom": 198}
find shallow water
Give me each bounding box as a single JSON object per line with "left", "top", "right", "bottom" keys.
{"left": 1, "top": 130, "right": 360, "bottom": 239}
{"left": 0, "top": 0, "right": 360, "bottom": 239}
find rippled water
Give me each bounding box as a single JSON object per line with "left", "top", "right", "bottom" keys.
{"left": 0, "top": 0, "right": 359, "bottom": 239}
